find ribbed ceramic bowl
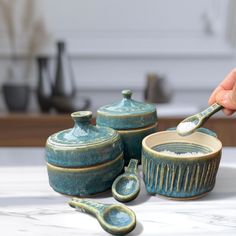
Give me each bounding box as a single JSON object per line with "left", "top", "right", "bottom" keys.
{"left": 142, "top": 130, "right": 222, "bottom": 200}
{"left": 47, "top": 153, "right": 124, "bottom": 196}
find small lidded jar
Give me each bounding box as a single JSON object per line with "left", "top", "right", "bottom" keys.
{"left": 45, "top": 111, "right": 124, "bottom": 196}
{"left": 97, "top": 90, "right": 158, "bottom": 164}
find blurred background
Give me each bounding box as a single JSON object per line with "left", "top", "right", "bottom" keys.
{"left": 0, "top": 0, "right": 236, "bottom": 146}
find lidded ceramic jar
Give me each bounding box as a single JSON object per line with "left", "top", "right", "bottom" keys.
{"left": 45, "top": 111, "right": 124, "bottom": 196}
{"left": 97, "top": 90, "right": 158, "bottom": 164}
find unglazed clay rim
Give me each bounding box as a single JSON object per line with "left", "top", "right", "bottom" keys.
{"left": 142, "top": 130, "right": 222, "bottom": 160}
{"left": 46, "top": 152, "right": 123, "bottom": 172}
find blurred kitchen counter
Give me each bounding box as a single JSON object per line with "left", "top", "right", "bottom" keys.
{"left": 0, "top": 111, "right": 235, "bottom": 146}
{"left": 0, "top": 147, "right": 236, "bottom": 235}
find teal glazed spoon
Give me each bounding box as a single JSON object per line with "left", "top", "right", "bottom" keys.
{"left": 177, "top": 103, "right": 222, "bottom": 136}
{"left": 68, "top": 198, "right": 136, "bottom": 235}
{"left": 112, "top": 159, "right": 140, "bottom": 202}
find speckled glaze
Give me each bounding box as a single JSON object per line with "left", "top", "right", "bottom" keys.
{"left": 142, "top": 130, "right": 222, "bottom": 200}
{"left": 112, "top": 159, "right": 140, "bottom": 202}
{"left": 45, "top": 111, "right": 123, "bottom": 167}
{"left": 97, "top": 90, "right": 158, "bottom": 164}
{"left": 47, "top": 153, "right": 124, "bottom": 196}
{"left": 68, "top": 198, "right": 136, "bottom": 235}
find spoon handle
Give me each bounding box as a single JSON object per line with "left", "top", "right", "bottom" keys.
{"left": 200, "top": 103, "right": 222, "bottom": 118}
{"left": 126, "top": 159, "right": 138, "bottom": 175}
{"left": 68, "top": 198, "right": 106, "bottom": 217}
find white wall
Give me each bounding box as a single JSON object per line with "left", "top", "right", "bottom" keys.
{"left": 0, "top": 0, "right": 236, "bottom": 113}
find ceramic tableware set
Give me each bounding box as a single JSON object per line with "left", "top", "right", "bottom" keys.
{"left": 45, "top": 91, "right": 223, "bottom": 234}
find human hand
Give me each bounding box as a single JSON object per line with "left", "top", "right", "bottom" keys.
{"left": 208, "top": 69, "right": 236, "bottom": 116}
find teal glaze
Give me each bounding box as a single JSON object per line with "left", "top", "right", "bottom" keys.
{"left": 112, "top": 159, "right": 140, "bottom": 202}
{"left": 97, "top": 90, "right": 157, "bottom": 129}
{"left": 47, "top": 153, "right": 124, "bottom": 196}
{"left": 118, "top": 123, "right": 157, "bottom": 164}
{"left": 104, "top": 208, "right": 132, "bottom": 227}
{"left": 68, "top": 198, "right": 136, "bottom": 235}
{"left": 142, "top": 130, "right": 222, "bottom": 200}
{"left": 45, "top": 111, "right": 123, "bottom": 167}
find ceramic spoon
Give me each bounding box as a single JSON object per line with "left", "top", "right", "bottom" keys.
{"left": 177, "top": 103, "right": 222, "bottom": 136}
{"left": 112, "top": 159, "right": 140, "bottom": 202}
{"left": 68, "top": 198, "right": 136, "bottom": 235}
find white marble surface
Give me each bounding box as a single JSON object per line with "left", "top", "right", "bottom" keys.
{"left": 0, "top": 147, "right": 236, "bottom": 236}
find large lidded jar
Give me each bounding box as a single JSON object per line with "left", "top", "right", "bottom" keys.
{"left": 45, "top": 111, "right": 124, "bottom": 196}
{"left": 97, "top": 90, "right": 158, "bottom": 164}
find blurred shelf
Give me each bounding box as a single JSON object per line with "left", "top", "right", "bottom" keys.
{"left": 157, "top": 104, "right": 200, "bottom": 117}
{"left": 0, "top": 113, "right": 74, "bottom": 147}
{"left": 0, "top": 113, "right": 235, "bottom": 147}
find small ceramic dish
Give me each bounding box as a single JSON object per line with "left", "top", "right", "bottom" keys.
{"left": 142, "top": 129, "right": 222, "bottom": 200}
{"left": 97, "top": 90, "right": 158, "bottom": 164}
{"left": 47, "top": 153, "right": 124, "bottom": 196}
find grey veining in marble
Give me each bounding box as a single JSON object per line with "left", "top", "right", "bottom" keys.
{"left": 0, "top": 148, "right": 236, "bottom": 235}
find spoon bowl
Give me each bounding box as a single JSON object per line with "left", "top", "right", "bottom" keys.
{"left": 69, "top": 198, "right": 136, "bottom": 235}
{"left": 103, "top": 205, "right": 135, "bottom": 228}
{"left": 112, "top": 159, "right": 140, "bottom": 202}
{"left": 113, "top": 174, "right": 140, "bottom": 202}
{"left": 177, "top": 116, "right": 201, "bottom": 136}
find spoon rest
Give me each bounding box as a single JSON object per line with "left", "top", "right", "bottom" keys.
{"left": 68, "top": 198, "right": 136, "bottom": 235}
{"left": 112, "top": 159, "right": 140, "bottom": 202}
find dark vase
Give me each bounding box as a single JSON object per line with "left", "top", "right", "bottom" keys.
{"left": 53, "top": 41, "right": 76, "bottom": 98}
{"left": 2, "top": 83, "right": 30, "bottom": 112}
{"left": 36, "top": 57, "right": 52, "bottom": 112}
{"left": 144, "top": 73, "right": 173, "bottom": 103}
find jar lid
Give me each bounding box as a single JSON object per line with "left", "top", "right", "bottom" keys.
{"left": 47, "top": 111, "right": 119, "bottom": 147}
{"left": 97, "top": 90, "right": 157, "bottom": 129}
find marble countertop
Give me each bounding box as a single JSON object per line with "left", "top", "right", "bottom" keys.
{"left": 0, "top": 147, "right": 236, "bottom": 236}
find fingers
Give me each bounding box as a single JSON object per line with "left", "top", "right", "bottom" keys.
{"left": 208, "top": 68, "right": 236, "bottom": 105}
{"left": 220, "top": 69, "right": 236, "bottom": 90}
{"left": 215, "top": 89, "right": 236, "bottom": 110}
{"left": 232, "top": 79, "right": 236, "bottom": 102}
{"left": 208, "top": 86, "right": 222, "bottom": 105}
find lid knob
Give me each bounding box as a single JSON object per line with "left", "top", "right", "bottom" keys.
{"left": 122, "top": 90, "right": 132, "bottom": 99}
{"left": 71, "top": 111, "right": 92, "bottom": 124}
